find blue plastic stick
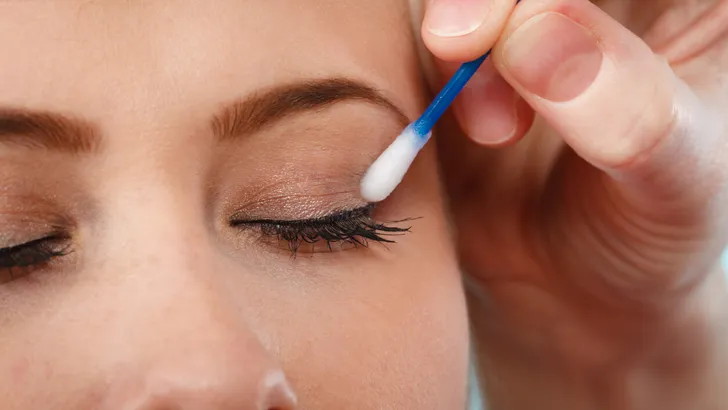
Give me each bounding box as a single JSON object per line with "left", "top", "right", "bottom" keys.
{"left": 411, "top": 51, "right": 490, "bottom": 138}
{"left": 411, "top": 0, "right": 521, "bottom": 139}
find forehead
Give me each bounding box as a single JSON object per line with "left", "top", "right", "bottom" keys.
{"left": 0, "top": 0, "right": 418, "bottom": 125}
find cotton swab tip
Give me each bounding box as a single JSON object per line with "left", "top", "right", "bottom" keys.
{"left": 360, "top": 125, "right": 430, "bottom": 203}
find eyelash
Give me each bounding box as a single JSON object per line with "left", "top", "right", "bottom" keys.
{"left": 231, "top": 204, "right": 412, "bottom": 254}
{"left": 0, "top": 235, "right": 71, "bottom": 281}
{"left": 0, "top": 206, "right": 411, "bottom": 277}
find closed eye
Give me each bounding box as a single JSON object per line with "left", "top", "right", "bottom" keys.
{"left": 230, "top": 205, "right": 413, "bottom": 254}
{"left": 0, "top": 235, "right": 71, "bottom": 283}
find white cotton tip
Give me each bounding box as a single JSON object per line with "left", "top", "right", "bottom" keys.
{"left": 360, "top": 125, "right": 429, "bottom": 203}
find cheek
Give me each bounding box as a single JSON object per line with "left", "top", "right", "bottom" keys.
{"left": 277, "top": 261, "right": 470, "bottom": 410}
{"left": 0, "top": 329, "right": 102, "bottom": 410}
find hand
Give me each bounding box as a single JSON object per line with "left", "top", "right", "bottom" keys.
{"left": 420, "top": 0, "right": 728, "bottom": 408}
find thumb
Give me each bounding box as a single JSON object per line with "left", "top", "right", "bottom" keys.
{"left": 493, "top": 0, "right": 726, "bottom": 204}
{"left": 491, "top": 0, "right": 728, "bottom": 298}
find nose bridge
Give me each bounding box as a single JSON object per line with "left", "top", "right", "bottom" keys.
{"left": 102, "top": 209, "right": 295, "bottom": 409}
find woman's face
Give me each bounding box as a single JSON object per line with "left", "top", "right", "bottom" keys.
{"left": 0, "top": 1, "right": 469, "bottom": 408}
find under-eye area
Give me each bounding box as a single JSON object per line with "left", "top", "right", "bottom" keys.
{"left": 230, "top": 204, "right": 414, "bottom": 255}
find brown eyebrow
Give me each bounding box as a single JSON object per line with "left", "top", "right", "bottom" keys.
{"left": 211, "top": 77, "right": 409, "bottom": 141}
{"left": 0, "top": 108, "right": 99, "bottom": 153}
{"left": 0, "top": 78, "right": 406, "bottom": 154}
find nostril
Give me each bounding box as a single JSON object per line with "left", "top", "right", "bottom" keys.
{"left": 257, "top": 370, "right": 297, "bottom": 410}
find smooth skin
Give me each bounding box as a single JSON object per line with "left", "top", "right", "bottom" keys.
{"left": 1, "top": 0, "right": 727, "bottom": 409}
{"left": 0, "top": 1, "right": 471, "bottom": 409}
{"left": 419, "top": 0, "right": 728, "bottom": 408}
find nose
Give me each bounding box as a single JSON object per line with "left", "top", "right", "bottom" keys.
{"left": 131, "top": 352, "right": 297, "bottom": 410}
{"left": 101, "top": 244, "right": 297, "bottom": 410}
{"left": 111, "top": 294, "right": 298, "bottom": 410}
{"left": 113, "top": 283, "right": 297, "bottom": 410}
{"left": 134, "top": 367, "right": 296, "bottom": 410}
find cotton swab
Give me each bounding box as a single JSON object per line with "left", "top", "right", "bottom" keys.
{"left": 360, "top": 52, "right": 489, "bottom": 202}
{"left": 361, "top": 0, "right": 521, "bottom": 203}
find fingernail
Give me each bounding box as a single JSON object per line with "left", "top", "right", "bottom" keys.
{"left": 502, "top": 12, "right": 603, "bottom": 102}
{"left": 456, "top": 70, "right": 519, "bottom": 145}
{"left": 426, "top": 0, "right": 491, "bottom": 37}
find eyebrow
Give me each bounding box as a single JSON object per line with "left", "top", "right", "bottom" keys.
{"left": 211, "top": 77, "right": 409, "bottom": 141}
{"left": 0, "top": 78, "right": 407, "bottom": 154}
{"left": 0, "top": 109, "right": 99, "bottom": 154}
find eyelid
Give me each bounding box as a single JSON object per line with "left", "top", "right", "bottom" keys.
{"left": 0, "top": 221, "right": 71, "bottom": 250}
{"left": 0, "top": 195, "right": 77, "bottom": 244}
{"left": 228, "top": 189, "right": 367, "bottom": 222}
{"left": 210, "top": 109, "right": 400, "bottom": 217}
{"left": 232, "top": 203, "right": 375, "bottom": 225}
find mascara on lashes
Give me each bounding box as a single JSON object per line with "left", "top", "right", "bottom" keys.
{"left": 0, "top": 235, "right": 71, "bottom": 283}
{"left": 230, "top": 204, "right": 412, "bottom": 253}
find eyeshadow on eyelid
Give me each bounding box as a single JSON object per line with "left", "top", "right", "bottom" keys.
{"left": 214, "top": 158, "right": 372, "bottom": 218}
{"left": 229, "top": 190, "right": 368, "bottom": 221}
{"left": 0, "top": 211, "right": 73, "bottom": 248}
{"left": 210, "top": 104, "right": 409, "bottom": 225}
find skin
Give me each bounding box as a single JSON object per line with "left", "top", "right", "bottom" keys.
{"left": 2, "top": 0, "right": 726, "bottom": 409}
{"left": 417, "top": 0, "right": 728, "bottom": 408}
{"left": 0, "top": 1, "right": 470, "bottom": 409}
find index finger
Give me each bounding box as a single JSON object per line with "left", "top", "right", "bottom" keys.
{"left": 419, "top": 0, "right": 519, "bottom": 62}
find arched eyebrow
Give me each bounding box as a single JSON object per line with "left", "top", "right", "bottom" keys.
{"left": 211, "top": 77, "right": 409, "bottom": 141}
{"left": 0, "top": 109, "right": 100, "bottom": 154}
{"left": 0, "top": 77, "right": 409, "bottom": 154}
